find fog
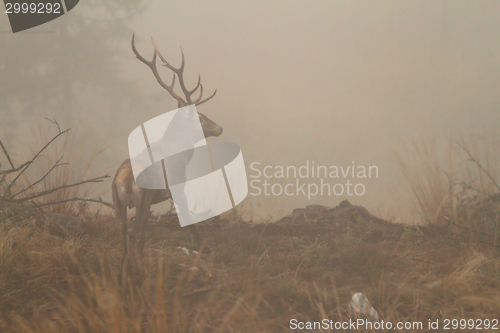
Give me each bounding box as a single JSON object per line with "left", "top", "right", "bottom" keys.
{"left": 1, "top": 1, "right": 500, "bottom": 222}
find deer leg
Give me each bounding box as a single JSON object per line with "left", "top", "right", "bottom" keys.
{"left": 120, "top": 214, "right": 130, "bottom": 284}
{"left": 137, "top": 218, "right": 149, "bottom": 256}
{"left": 128, "top": 216, "right": 138, "bottom": 248}
{"left": 137, "top": 197, "right": 152, "bottom": 256}
{"left": 170, "top": 181, "right": 213, "bottom": 254}
{"left": 189, "top": 225, "right": 202, "bottom": 249}
{"left": 188, "top": 225, "right": 214, "bottom": 254}
{"left": 116, "top": 204, "right": 130, "bottom": 286}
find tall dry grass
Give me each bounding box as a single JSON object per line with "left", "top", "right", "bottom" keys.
{"left": 393, "top": 130, "right": 500, "bottom": 238}
{"left": 0, "top": 210, "right": 498, "bottom": 332}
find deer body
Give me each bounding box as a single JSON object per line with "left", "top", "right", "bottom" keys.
{"left": 112, "top": 158, "right": 169, "bottom": 212}
{"left": 113, "top": 34, "right": 222, "bottom": 277}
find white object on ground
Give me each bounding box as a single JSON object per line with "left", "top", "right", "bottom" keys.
{"left": 350, "top": 293, "right": 379, "bottom": 321}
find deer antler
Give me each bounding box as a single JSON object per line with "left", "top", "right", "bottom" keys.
{"left": 131, "top": 33, "right": 216, "bottom": 107}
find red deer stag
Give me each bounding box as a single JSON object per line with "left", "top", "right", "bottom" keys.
{"left": 112, "top": 34, "right": 222, "bottom": 273}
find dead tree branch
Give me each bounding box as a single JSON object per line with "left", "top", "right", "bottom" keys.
{"left": 11, "top": 155, "right": 67, "bottom": 198}
{"left": 4, "top": 175, "right": 110, "bottom": 203}
{"left": 0, "top": 140, "right": 15, "bottom": 169}
{"left": 45, "top": 117, "right": 61, "bottom": 132}
{"left": 0, "top": 161, "right": 32, "bottom": 175}
{"left": 8, "top": 125, "right": 70, "bottom": 190}
{"left": 1, "top": 119, "right": 110, "bottom": 211}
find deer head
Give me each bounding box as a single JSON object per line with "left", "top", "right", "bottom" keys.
{"left": 131, "top": 33, "right": 222, "bottom": 138}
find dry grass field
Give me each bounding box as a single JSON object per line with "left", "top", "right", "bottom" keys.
{"left": 0, "top": 201, "right": 498, "bottom": 332}
{"left": 0, "top": 128, "right": 499, "bottom": 332}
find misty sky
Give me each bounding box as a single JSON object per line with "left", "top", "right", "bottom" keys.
{"left": 1, "top": 1, "right": 500, "bottom": 222}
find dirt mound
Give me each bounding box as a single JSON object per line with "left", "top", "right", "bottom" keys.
{"left": 276, "top": 200, "right": 387, "bottom": 226}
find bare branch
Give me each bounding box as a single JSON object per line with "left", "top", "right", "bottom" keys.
{"left": 0, "top": 161, "right": 32, "bottom": 175}
{"left": 457, "top": 141, "right": 500, "bottom": 192}
{"left": 5, "top": 175, "right": 110, "bottom": 203}
{"left": 8, "top": 128, "right": 70, "bottom": 190}
{"left": 11, "top": 155, "right": 67, "bottom": 198}
{"left": 44, "top": 117, "right": 61, "bottom": 133}
{"left": 0, "top": 140, "right": 15, "bottom": 169}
